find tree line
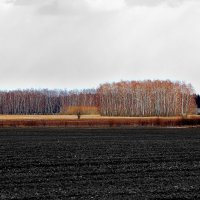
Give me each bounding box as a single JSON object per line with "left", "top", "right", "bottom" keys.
{"left": 0, "top": 89, "right": 97, "bottom": 114}
{"left": 98, "top": 80, "right": 197, "bottom": 116}
{"left": 0, "top": 80, "right": 197, "bottom": 116}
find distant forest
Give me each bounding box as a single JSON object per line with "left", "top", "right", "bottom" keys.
{"left": 0, "top": 80, "right": 198, "bottom": 116}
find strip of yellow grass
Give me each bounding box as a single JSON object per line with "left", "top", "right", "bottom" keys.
{"left": 0, "top": 114, "right": 199, "bottom": 121}
{"left": 0, "top": 115, "right": 101, "bottom": 120}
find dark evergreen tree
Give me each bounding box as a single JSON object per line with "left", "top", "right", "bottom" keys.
{"left": 195, "top": 95, "right": 200, "bottom": 108}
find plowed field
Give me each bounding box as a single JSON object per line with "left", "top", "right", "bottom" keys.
{"left": 0, "top": 128, "right": 200, "bottom": 199}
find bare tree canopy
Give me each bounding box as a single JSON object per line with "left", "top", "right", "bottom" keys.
{"left": 0, "top": 80, "right": 197, "bottom": 116}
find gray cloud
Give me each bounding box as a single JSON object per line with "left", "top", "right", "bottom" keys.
{"left": 38, "top": 0, "right": 89, "bottom": 16}
{"left": 7, "top": 0, "right": 193, "bottom": 18}
{"left": 6, "top": 0, "right": 126, "bottom": 16}
{"left": 38, "top": 1, "right": 60, "bottom": 15}
{"left": 0, "top": 0, "right": 200, "bottom": 93}
{"left": 12, "top": 0, "right": 51, "bottom": 6}
{"left": 125, "top": 0, "right": 197, "bottom": 7}
{"left": 6, "top": 0, "right": 198, "bottom": 8}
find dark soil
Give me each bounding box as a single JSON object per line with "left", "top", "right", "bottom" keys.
{"left": 0, "top": 127, "right": 200, "bottom": 199}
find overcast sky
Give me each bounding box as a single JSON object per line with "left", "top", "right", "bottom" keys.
{"left": 0, "top": 0, "right": 200, "bottom": 93}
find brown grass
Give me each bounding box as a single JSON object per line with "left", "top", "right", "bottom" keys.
{"left": 0, "top": 115, "right": 200, "bottom": 127}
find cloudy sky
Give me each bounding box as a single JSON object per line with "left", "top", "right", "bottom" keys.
{"left": 0, "top": 0, "right": 200, "bottom": 93}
